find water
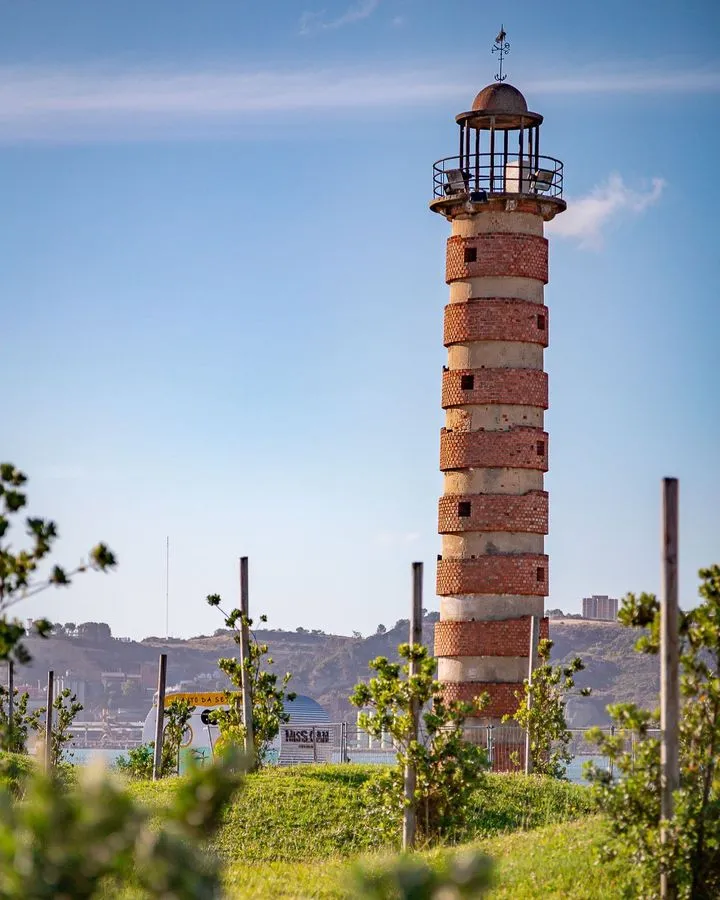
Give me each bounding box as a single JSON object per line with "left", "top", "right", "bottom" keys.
{"left": 67, "top": 747, "right": 610, "bottom": 784}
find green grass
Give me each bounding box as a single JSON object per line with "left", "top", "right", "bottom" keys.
{"left": 120, "top": 764, "right": 611, "bottom": 897}
{"left": 220, "top": 817, "right": 622, "bottom": 899}
{"left": 128, "top": 764, "right": 594, "bottom": 863}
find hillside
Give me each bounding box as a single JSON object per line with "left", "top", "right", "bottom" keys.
{"left": 12, "top": 617, "right": 658, "bottom": 726}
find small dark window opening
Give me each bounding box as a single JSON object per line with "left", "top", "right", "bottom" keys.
{"left": 537, "top": 314, "right": 546, "bottom": 330}
{"left": 536, "top": 441, "right": 544, "bottom": 456}
{"left": 536, "top": 567, "right": 545, "bottom": 582}
{"left": 463, "top": 246, "right": 477, "bottom": 263}
{"left": 458, "top": 501, "right": 472, "bottom": 518}
{"left": 460, "top": 374, "right": 475, "bottom": 391}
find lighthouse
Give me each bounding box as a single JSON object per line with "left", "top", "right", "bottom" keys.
{"left": 431, "top": 39, "right": 566, "bottom": 729}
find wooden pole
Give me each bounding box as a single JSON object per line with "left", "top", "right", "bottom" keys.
{"left": 402, "top": 561, "right": 423, "bottom": 851}
{"left": 239, "top": 556, "right": 255, "bottom": 766}
{"left": 44, "top": 670, "right": 54, "bottom": 771}
{"left": 7, "top": 660, "right": 13, "bottom": 748}
{"left": 152, "top": 653, "right": 167, "bottom": 781}
{"left": 660, "top": 477, "right": 680, "bottom": 900}
{"left": 524, "top": 615, "right": 540, "bottom": 775}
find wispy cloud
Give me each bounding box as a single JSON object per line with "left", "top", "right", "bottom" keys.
{"left": 0, "top": 61, "right": 717, "bottom": 143}
{"left": 548, "top": 173, "right": 665, "bottom": 249}
{"left": 300, "top": 0, "right": 381, "bottom": 34}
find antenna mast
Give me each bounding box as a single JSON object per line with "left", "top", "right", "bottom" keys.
{"left": 165, "top": 536, "right": 170, "bottom": 638}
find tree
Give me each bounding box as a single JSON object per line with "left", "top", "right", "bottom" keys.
{"left": 35, "top": 688, "right": 84, "bottom": 767}
{"left": 0, "top": 463, "right": 116, "bottom": 664}
{"left": 505, "top": 638, "right": 589, "bottom": 778}
{"left": 586, "top": 565, "right": 720, "bottom": 899}
{"left": 0, "top": 686, "right": 42, "bottom": 753}
{"left": 206, "top": 595, "right": 295, "bottom": 766}
{"left": 376, "top": 624, "right": 387, "bottom": 635}
{"left": 116, "top": 698, "right": 196, "bottom": 779}
{"left": 350, "top": 644, "right": 489, "bottom": 844}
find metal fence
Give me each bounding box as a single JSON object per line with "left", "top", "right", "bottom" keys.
{"left": 275, "top": 723, "right": 659, "bottom": 780}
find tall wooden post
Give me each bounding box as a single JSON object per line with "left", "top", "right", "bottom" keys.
{"left": 7, "top": 661, "right": 13, "bottom": 747}
{"left": 44, "top": 670, "right": 54, "bottom": 771}
{"left": 239, "top": 556, "right": 255, "bottom": 766}
{"left": 660, "top": 478, "right": 679, "bottom": 899}
{"left": 152, "top": 653, "right": 167, "bottom": 781}
{"left": 402, "top": 561, "right": 423, "bottom": 851}
{"left": 524, "top": 615, "right": 540, "bottom": 775}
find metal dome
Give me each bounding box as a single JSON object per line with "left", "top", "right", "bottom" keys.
{"left": 472, "top": 82, "right": 528, "bottom": 116}
{"left": 284, "top": 694, "right": 330, "bottom": 724}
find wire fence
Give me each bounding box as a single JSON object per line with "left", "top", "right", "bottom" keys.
{"left": 271, "top": 723, "right": 660, "bottom": 782}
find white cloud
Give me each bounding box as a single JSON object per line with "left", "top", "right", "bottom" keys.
{"left": 300, "top": 0, "right": 381, "bottom": 34}
{"left": 547, "top": 173, "right": 666, "bottom": 249}
{"left": 0, "top": 60, "right": 716, "bottom": 143}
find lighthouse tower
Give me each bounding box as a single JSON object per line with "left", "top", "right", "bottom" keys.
{"left": 430, "top": 44, "right": 566, "bottom": 727}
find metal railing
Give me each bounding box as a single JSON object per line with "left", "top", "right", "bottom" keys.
{"left": 432, "top": 153, "right": 564, "bottom": 200}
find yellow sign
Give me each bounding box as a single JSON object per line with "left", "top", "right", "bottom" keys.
{"left": 164, "top": 691, "right": 234, "bottom": 708}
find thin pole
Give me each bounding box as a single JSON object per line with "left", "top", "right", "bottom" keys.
{"left": 44, "top": 670, "right": 54, "bottom": 771}
{"left": 165, "top": 536, "right": 170, "bottom": 639}
{"left": 660, "top": 478, "right": 679, "bottom": 900}
{"left": 152, "top": 653, "right": 167, "bottom": 781}
{"left": 524, "top": 615, "right": 540, "bottom": 775}
{"left": 239, "top": 556, "right": 255, "bottom": 766}
{"left": 7, "top": 661, "right": 13, "bottom": 749}
{"left": 402, "top": 561, "right": 423, "bottom": 851}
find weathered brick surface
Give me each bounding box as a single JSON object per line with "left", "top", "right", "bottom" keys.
{"left": 434, "top": 616, "right": 549, "bottom": 657}
{"left": 440, "top": 427, "right": 548, "bottom": 471}
{"left": 446, "top": 234, "right": 548, "bottom": 284}
{"left": 438, "top": 491, "right": 548, "bottom": 534}
{"left": 444, "top": 300, "right": 549, "bottom": 347}
{"left": 437, "top": 554, "right": 549, "bottom": 597}
{"left": 439, "top": 681, "right": 523, "bottom": 718}
{"left": 442, "top": 368, "right": 548, "bottom": 409}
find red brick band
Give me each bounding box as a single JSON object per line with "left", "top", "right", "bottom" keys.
{"left": 439, "top": 682, "right": 523, "bottom": 718}
{"left": 438, "top": 491, "right": 548, "bottom": 534}
{"left": 442, "top": 368, "right": 548, "bottom": 409}
{"left": 444, "top": 300, "right": 549, "bottom": 347}
{"left": 434, "top": 616, "right": 549, "bottom": 657}
{"left": 440, "top": 427, "right": 548, "bottom": 471}
{"left": 446, "top": 234, "right": 548, "bottom": 284}
{"left": 437, "top": 554, "right": 549, "bottom": 597}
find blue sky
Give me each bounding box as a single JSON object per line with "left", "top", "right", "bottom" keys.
{"left": 2, "top": 0, "right": 719, "bottom": 639}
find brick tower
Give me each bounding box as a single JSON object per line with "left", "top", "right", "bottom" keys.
{"left": 430, "top": 70, "right": 566, "bottom": 726}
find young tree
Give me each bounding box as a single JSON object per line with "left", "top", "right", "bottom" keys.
{"left": 505, "top": 638, "right": 589, "bottom": 778}
{"left": 586, "top": 565, "right": 720, "bottom": 899}
{"left": 205, "top": 595, "right": 295, "bottom": 765}
{"left": 0, "top": 686, "right": 42, "bottom": 753}
{"left": 350, "top": 644, "right": 489, "bottom": 844}
{"left": 116, "top": 698, "right": 195, "bottom": 779}
{"left": 0, "top": 463, "right": 116, "bottom": 664}
{"left": 34, "top": 688, "right": 84, "bottom": 767}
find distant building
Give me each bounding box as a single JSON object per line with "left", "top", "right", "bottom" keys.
{"left": 582, "top": 595, "right": 618, "bottom": 621}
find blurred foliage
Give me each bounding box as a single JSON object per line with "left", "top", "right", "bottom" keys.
{"left": 0, "top": 750, "right": 243, "bottom": 898}
{"left": 347, "top": 849, "right": 493, "bottom": 899}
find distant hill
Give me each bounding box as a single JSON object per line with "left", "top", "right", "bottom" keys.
{"left": 13, "top": 617, "right": 658, "bottom": 726}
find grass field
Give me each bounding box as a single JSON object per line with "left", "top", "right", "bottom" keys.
{"left": 123, "top": 764, "right": 623, "bottom": 898}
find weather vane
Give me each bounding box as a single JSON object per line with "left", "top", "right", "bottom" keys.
{"left": 492, "top": 26, "right": 510, "bottom": 82}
